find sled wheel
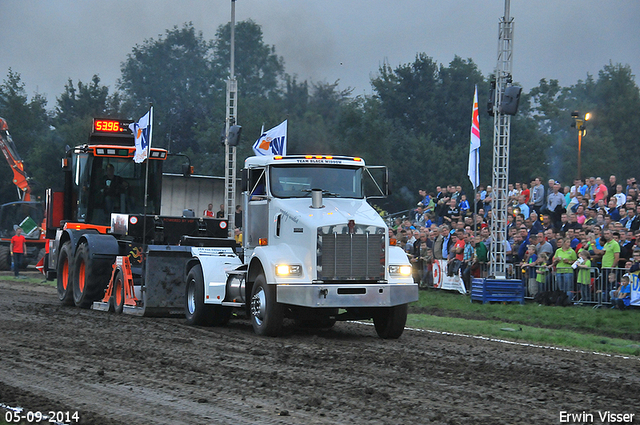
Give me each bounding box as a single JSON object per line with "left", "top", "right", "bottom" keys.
{"left": 112, "top": 268, "right": 125, "bottom": 314}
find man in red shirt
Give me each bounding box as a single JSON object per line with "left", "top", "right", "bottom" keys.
{"left": 593, "top": 177, "right": 609, "bottom": 205}
{"left": 447, "top": 230, "right": 466, "bottom": 277}
{"left": 203, "top": 203, "right": 214, "bottom": 217}
{"left": 10, "top": 227, "right": 26, "bottom": 277}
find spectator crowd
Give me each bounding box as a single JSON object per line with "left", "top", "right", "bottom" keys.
{"left": 391, "top": 175, "right": 638, "bottom": 309}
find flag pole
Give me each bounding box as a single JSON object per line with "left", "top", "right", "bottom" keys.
{"left": 142, "top": 104, "right": 153, "bottom": 248}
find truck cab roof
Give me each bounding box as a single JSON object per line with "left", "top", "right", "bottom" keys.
{"left": 244, "top": 155, "right": 366, "bottom": 168}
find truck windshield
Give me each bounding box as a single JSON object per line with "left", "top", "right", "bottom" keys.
{"left": 270, "top": 165, "right": 363, "bottom": 199}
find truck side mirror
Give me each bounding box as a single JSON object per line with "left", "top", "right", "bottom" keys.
{"left": 364, "top": 166, "right": 389, "bottom": 199}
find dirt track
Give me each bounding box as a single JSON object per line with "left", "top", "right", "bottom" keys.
{"left": 0, "top": 272, "right": 638, "bottom": 425}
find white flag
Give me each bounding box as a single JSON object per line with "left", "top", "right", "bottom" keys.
{"left": 252, "top": 120, "right": 287, "bottom": 156}
{"left": 468, "top": 86, "right": 480, "bottom": 188}
{"left": 129, "top": 107, "right": 153, "bottom": 164}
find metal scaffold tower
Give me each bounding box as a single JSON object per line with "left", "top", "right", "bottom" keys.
{"left": 224, "top": 0, "right": 238, "bottom": 232}
{"left": 489, "top": 0, "right": 514, "bottom": 278}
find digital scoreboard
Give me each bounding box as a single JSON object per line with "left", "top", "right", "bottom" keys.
{"left": 90, "top": 118, "right": 134, "bottom": 145}
{"left": 92, "top": 118, "right": 133, "bottom": 135}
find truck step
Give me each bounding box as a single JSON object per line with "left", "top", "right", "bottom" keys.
{"left": 221, "top": 301, "right": 245, "bottom": 307}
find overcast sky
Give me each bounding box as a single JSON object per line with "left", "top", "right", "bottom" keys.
{"left": 1, "top": 0, "right": 639, "bottom": 107}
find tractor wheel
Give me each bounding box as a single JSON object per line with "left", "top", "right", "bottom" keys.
{"left": 72, "top": 242, "right": 111, "bottom": 309}
{"left": 0, "top": 245, "right": 10, "bottom": 270}
{"left": 373, "top": 304, "right": 408, "bottom": 339}
{"left": 56, "top": 242, "right": 74, "bottom": 305}
{"left": 250, "top": 274, "right": 283, "bottom": 336}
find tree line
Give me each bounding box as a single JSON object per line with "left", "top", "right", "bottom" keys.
{"left": 1, "top": 21, "right": 638, "bottom": 212}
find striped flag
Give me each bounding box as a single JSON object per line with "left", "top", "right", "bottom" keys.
{"left": 468, "top": 85, "right": 480, "bottom": 188}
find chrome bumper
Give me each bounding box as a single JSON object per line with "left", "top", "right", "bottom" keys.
{"left": 276, "top": 283, "right": 419, "bottom": 308}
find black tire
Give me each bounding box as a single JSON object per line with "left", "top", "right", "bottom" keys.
{"left": 72, "top": 242, "right": 111, "bottom": 309}
{"left": 0, "top": 245, "right": 10, "bottom": 270}
{"left": 185, "top": 265, "right": 214, "bottom": 325}
{"left": 250, "top": 274, "right": 283, "bottom": 336}
{"left": 373, "top": 304, "right": 408, "bottom": 339}
{"left": 56, "top": 242, "right": 74, "bottom": 305}
{"left": 184, "top": 265, "right": 231, "bottom": 326}
{"left": 112, "top": 268, "right": 125, "bottom": 314}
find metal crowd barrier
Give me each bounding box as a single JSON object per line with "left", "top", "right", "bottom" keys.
{"left": 410, "top": 257, "right": 630, "bottom": 309}
{"left": 516, "top": 263, "right": 628, "bottom": 308}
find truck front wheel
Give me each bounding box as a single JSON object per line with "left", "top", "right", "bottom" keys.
{"left": 250, "top": 274, "right": 283, "bottom": 336}
{"left": 373, "top": 304, "right": 408, "bottom": 339}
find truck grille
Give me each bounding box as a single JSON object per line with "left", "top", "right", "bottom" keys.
{"left": 317, "top": 225, "right": 385, "bottom": 281}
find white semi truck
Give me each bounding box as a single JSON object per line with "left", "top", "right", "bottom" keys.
{"left": 183, "top": 154, "right": 418, "bottom": 338}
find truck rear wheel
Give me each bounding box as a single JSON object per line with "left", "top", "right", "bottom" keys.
{"left": 250, "top": 274, "right": 283, "bottom": 336}
{"left": 373, "top": 304, "right": 408, "bottom": 339}
{"left": 56, "top": 242, "right": 74, "bottom": 305}
{"left": 72, "top": 242, "right": 111, "bottom": 309}
{"left": 185, "top": 265, "right": 232, "bottom": 326}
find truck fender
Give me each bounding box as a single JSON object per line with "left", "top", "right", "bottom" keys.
{"left": 246, "top": 244, "right": 305, "bottom": 285}
{"left": 388, "top": 245, "right": 411, "bottom": 266}
{"left": 190, "top": 247, "right": 243, "bottom": 304}
{"left": 76, "top": 232, "right": 120, "bottom": 258}
{"left": 50, "top": 228, "right": 101, "bottom": 271}
{"left": 387, "top": 245, "right": 414, "bottom": 284}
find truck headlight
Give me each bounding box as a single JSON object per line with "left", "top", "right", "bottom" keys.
{"left": 389, "top": 265, "right": 412, "bottom": 277}
{"left": 275, "top": 264, "right": 302, "bottom": 277}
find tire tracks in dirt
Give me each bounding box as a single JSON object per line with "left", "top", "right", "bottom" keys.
{"left": 0, "top": 276, "right": 637, "bottom": 424}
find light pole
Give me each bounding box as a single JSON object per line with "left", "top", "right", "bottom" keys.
{"left": 571, "top": 111, "right": 591, "bottom": 179}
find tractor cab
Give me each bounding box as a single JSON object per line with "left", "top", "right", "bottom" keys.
{"left": 60, "top": 119, "right": 167, "bottom": 227}
{"left": 69, "top": 146, "right": 164, "bottom": 226}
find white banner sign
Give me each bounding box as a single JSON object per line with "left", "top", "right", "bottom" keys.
{"left": 432, "top": 259, "right": 466, "bottom": 294}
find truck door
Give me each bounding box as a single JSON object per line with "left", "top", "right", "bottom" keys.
{"left": 245, "top": 167, "right": 269, "bottom": 248}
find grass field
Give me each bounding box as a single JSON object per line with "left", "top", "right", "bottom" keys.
{"left": 408, "top": 289, "right": 640, "bottom": 357}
